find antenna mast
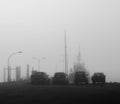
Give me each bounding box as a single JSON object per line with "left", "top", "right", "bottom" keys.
{"left": 78, "top": 45, "right": 81, "bottom": 64}
{"left": 64, "top": 30, "right": 68, "bottom": 75}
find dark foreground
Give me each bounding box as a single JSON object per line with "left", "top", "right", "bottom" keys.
{"left": 0, "top": 82, "right": 120, "bottom": 104}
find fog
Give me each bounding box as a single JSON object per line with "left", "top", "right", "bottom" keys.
{"left": 0, "top": 0, "right": 120, "bottom": 82}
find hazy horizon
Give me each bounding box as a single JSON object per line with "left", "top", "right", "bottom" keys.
{"left": 0, "top": 0, "right": 120, "bottom": 82}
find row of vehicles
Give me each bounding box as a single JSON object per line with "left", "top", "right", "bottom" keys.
{"left": 31, "top": 71, "right": 106, "bottom": 85}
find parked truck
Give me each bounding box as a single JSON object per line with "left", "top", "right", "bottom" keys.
{"left": 31, "top": 71, "right": 50, "bottom": 85}
{"left": 52, "top": 72, "right": 69, "bottom": 85}
{"left": 74, "top": 71, "right": 88, "bottom": 85}
{"left": 91, "top": 72, "right": 105, "bottom": 85}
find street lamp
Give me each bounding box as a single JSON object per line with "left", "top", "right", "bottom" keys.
{"left": 7, "top": 51, "right": 23, "bottom": 82}
{"left": 32, "top": 57, "right": 46, "bottom": 72}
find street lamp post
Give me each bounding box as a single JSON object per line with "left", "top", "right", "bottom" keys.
{"left": 7, "top": 51, "right": 22, "bottom": 82}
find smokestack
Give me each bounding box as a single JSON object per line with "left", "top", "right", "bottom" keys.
{"left": 16, "top": 66, "right": 21, "bottom": 81}
{"left": 26, "top": 64, "right": 30, "bottom": 79}
{"left": 8, "top": 66, "right": 12, "bottom": 82}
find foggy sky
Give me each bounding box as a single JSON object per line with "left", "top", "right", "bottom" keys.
{"left": 0, "top": 0, "right": 120, "bottom": 82}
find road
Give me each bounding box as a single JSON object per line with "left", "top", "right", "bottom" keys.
{"left": 0, "top": 82, "right": 120, "bottom": 104}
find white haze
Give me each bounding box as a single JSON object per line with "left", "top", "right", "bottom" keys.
{"left": 0, "top": 0, "right": 120, "bottom": 82}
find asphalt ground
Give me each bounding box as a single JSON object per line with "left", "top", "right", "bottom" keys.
{"left": 0, "top": 82, "right": 120, "bottom": 104}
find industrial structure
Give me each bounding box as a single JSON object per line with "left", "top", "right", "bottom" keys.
{"left": 26, "top": 64, "right": 30, "bottom": 79}
{"left": 3, "top": 64, "right": 30, "bottom": 82}
{"left": 68, "top": 49, "right": 90, "bottom": 84}
{"left": 15, "top": 66, "right": 21, "bottom": 81}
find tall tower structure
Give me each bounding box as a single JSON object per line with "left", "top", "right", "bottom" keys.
{"left": 77, "top": 46, "right": 81, "bottom": 64}
{"left": 26, "top": 64, "right": 30, "bottom": 79}
{"left": 16, "top": 66, "right": 21, "bottom": 81}
{"left": 64, "top": 30, "right": 68, "bottom": 75}
{"left": 7, "top": 66, "right": 11, "bottom": 82}
{"left": 74, "top": 47, "right": 86, "bottom": 72}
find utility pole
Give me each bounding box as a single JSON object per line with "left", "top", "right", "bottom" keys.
{"left": 3, "top": 68, "right": 6, "bottom": 82}
{"left": 64, "top": 30, "right": 68, "bottom": 75}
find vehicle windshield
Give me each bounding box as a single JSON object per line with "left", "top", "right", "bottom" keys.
{"left": 94, "top": 73, "right": 104, "bottom": 76}
{"left": 33, "top": 72, "right": 48, "bottom": 78}
{"left": 54, "top": 73, "right": 66, "bottom": 78}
